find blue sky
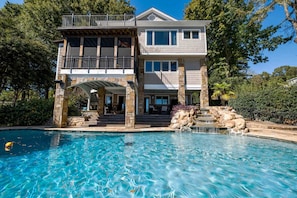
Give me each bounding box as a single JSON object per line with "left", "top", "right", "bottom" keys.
{"left": 1, "top": 0, "right": 296, "bottom": 74}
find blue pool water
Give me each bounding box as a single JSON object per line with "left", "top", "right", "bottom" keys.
{"left": 1, "top": 130, "right": 297, "bottom": 197}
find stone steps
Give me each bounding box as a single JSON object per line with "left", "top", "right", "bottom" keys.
{"left": 93, "top": 114, "right": 171, "bottom": 127}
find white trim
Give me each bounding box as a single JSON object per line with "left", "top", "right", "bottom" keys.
{"left": 141, "top": 52, "right": 207, "bottom": 56}
{"left": 60, "top": 69, "right": 134, "bottom": 75}
{"left": 144, "top": 84, "right": 179, "bottom": 90}
{"left": 204, "top": 26, "right": 208, "bottom": 53}
{"left": 186, "top": 85, "right": 202, "bottom": 90}
{"left": 182, "top": 29, "right": 201, "bottom": 40}
{"left": 144, "top": 60, "right": 178, "bottom": 73}
{"left": 136, "top": 7, "right": 177, "bottom": 21}
{"left": 145, "top": 29, "right": 178, "bottom": 47}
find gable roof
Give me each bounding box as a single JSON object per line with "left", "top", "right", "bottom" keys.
{"left": 136, "top": 7, "right": 177, "bottom": 21}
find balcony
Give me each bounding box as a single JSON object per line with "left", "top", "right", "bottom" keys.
{"left": 61, "top": 14, "right": 136, "bottom": 28}
{"left": 61, "top": 56, "right": 135, "bottom": 75}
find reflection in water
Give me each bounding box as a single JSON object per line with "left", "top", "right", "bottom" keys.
{"left": 0, "top": 130, "right": 64, "bottom": 157}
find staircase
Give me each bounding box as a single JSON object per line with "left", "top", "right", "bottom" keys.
{"left": 92, "top": 114, "right": 171, "bottom": 127}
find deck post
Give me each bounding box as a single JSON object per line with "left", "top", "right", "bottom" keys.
{"left": 125, "top": 75, "right": 136, "bottom": 128}
{"left": 53, "top": 74, "right": 69, "bottom": 128}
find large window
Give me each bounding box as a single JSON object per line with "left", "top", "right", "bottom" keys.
{"left": 147, "top": 30, "right": 177, "bottom": 46}
{"left": 183, "top": 30, "right": 200, "bottom": 39}
{"left": 145, "top": 61, "right": 178, "bottom": 72}
{"left": 155, "top": 96, "right": 169, "bottom": 105}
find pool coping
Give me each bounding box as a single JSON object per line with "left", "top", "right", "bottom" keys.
{"left": 1, "top": 122, "right": 297, "bottom": 143}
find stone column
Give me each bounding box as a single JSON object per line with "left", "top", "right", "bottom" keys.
{"left": 125, "top": 75, "right": 136, "bottom": 128}
{"left": 113, "top": 94, "right": 118, "bottom": 113}
{"left": 97, "top": 87, "right": 105, "bottom": 115}
{"left": 138, "top": 58, "right": 144, "bottom": 115}
{"left": 53, "top": 74, "right": 69, "bottom": 128}
{"left": 200, "top": 58, "right": 209, "bottom": 108}
{"left": 178, "top": 59, "right": 186, "bottom": 105}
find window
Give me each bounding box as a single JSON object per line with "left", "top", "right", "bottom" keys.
{"left": 171, "top": 61, "right": 177, "bottom": 71}
{"left": 145, "top": 61, "right": 153, "bottom": 72}
{"left": 162, "top": 62, "right": 169, "bottom": 71}
{"left": 183, "top": 30, "right": 200, "bottom": 39}
{"left": 145, "top": 61, "right": 178, "bottom": 72}
{"left": 155, "top": 96, "right": 169, "bottom": 105}
{"left": 147, "top": 30, "right": 177, "bottom": 46}
{"left": 154, "top": 62, "right": 161, "bottom": 71}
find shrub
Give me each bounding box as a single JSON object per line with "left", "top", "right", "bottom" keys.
{"left": 0, "top": 98, "right": 54, "bottom": 126}
{"left": 229, "top": 85, "right": 297, "bottom": 125}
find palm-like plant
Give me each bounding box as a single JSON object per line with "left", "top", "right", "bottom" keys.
{"left": 211, "top": 82, "right": 236, "bottom": 105}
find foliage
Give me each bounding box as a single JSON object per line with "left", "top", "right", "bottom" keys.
{"left": 0, "top": 99, "right": 54, "bottom": 126}
{"left": 229, "top": 67, "right": 297, "bottom": 125}
{"left": 211, "top": 82, "right": 236, "bottom": 105}
{"left": 0, "top": 2, "right": 54, "bottom": 99}
{"left": 252, "top": 0, "right": 297, "bottom": 44}
{"left": 184, "top": 0, "right": 290, "bottom": 87}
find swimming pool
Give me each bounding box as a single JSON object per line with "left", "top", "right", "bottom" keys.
{"left": 1, "top": 130, "right": 297, "bottom": 197}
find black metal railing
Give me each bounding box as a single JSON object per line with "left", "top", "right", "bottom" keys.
{"left": 61, "top": 14, "right": 136, "bottom": 27}
{"left": 62, "top": 56, "right": 134, "bottom": 70}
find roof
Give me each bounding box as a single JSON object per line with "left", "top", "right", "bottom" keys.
{"left": 136, "top": 7, "right": 177, "bottom": 21}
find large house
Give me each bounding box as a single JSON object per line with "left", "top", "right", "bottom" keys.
{"left": 53, "top": 8, "right": 211, "bottom": 128}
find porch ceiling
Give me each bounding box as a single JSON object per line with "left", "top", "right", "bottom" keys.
{"left": 73, "top": 80, "right": 125, "bottom": 95}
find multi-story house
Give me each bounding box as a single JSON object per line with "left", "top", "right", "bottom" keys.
{"left": 53, "top": 8, "right": 211, "bottom": 128}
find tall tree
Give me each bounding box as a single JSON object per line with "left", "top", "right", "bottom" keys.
{"left": 253, "top": 0, "right": 297, "bottom": 43}
{"left": 0, "top": 2, "right": 53, "bottom": 101}
{"left": 184, "top": 0, "right": 290, "bottom": 86}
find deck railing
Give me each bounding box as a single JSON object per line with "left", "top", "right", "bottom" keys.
{"left": 62, "top": 56, "right": 134, "bottom": 70}
{"left": 61, "top": 14, "right": 136, "bottom": 27}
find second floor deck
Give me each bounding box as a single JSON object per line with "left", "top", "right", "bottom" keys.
{"left": 61, "top": 14, "right": 136, "bottom": 28}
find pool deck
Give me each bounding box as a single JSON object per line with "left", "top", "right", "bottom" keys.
{"left": 1, "top": 121, "right": 297, "bottom": 143}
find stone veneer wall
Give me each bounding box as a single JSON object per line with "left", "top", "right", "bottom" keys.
{"left": 178, "top": 59, "right": 186, "bottom": 105}
{"left": 53, "top": 75, "right": 136, "bottom": 128}
{"left": 200, "top": 59, "right": 209, "bottom": 108}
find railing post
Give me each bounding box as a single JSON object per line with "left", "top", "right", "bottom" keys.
{"left": 88, "top": 56, "right": 90, "bottom": 73}
{"left": 106, "top": 14, "right": 108, "bottom": 26}
{"left": 124, "top": 13, "right": 126, "bottom": 26}
{"left": 122, "top": 56, "right": 125, "bottom": 74}
{"left": 88, "top": 13, "right": 91, "bottom": 26}
{"left": 72, "top": 13, "right": 74, "bottom": 26}
{"left": 70, "top": 56, "right": 73, "bottom": 73}
{"left": 105, "top": 56, "right": 107, "bottom": 73}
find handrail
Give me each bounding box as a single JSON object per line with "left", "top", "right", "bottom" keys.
{"left": 61, "top": 14, "right": 136, "bottom": 27}
{"left": 62, "top": 56, "right": 134, "bottom": 70}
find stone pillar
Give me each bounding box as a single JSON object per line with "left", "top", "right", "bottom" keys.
{"left": 53, "top": 74, "right": 69, "bottom": 128}
{"left": 178, "top": 59, "right": 186, "bottom": 105}
{"left": 138, "top": 59, "right": 144, "bottom": 115}
{"left": 200, "top": 59, "right": 209, "bottom": 108}
{"left": 97, "top": 87, "right": 105, "bottom": 115}
{"left": 125, "top": 75, "right": 136, "bottom": 128}
{"left": 113, "top": 94, "right": 118, "bottom": 113}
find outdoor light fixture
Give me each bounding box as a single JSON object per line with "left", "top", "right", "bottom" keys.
{"left": 54, "top": 79, "right": 64, "bottom": 88}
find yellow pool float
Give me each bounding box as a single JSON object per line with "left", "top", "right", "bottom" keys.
{"left": 5, "top": 141, "right": 13, "bottom": 151}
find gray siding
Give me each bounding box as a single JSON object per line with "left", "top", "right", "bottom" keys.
{"left": 185, "top": 58, "right": 201, "bottom": 89}
{"left": 144, "top": 72, "right": 178, "bottom": 87}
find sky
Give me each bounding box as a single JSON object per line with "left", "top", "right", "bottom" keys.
{"left": 1, "top": 0, "right": 296, "bottom": 74}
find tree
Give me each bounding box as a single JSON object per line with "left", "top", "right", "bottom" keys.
{"left": 253, "top": 0, "right": 297, "bottom": 44}
{"left": 184, "top": 0, "right": 290, "bottom": 87}
{"left": 0, "top": 2, "right": 54, "bottom": 102}
{"left": 272, "top": 65, "right": 297, "bottom": 81}
{"left": 211, "top": 82, "right": 236, "bottom": 105}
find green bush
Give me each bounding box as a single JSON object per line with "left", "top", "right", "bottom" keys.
{"left": 229, "top": 86, "right": 297, "bottom": 125}
{"left": 0, "top": 98, "right": 54, "bottom": 126}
